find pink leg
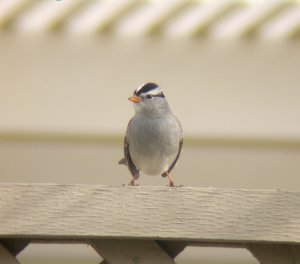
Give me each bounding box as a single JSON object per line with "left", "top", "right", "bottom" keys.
{"left": 166, "top": 172, "right": 175, "bottom": 187}
{"left": 128, "top": 172, "right": 139, "bottom": 186}
{"left": 128, "top": 179, "right": 136, "bottom": 186}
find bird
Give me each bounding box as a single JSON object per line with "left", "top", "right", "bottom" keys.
{"left": 119, "top": 82, "right": 183, "bottom": 187}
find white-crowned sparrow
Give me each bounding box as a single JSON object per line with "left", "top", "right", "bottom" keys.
{"left": 119, "top": 83, "right": 183, "bottom": 187}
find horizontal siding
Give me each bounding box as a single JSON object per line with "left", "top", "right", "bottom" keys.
{"left": 0, "top": 37, "right": 300, "bottom": 139}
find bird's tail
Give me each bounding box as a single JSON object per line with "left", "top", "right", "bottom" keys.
{"left": 118, "top": 158, "right": 127, "bottom": 165}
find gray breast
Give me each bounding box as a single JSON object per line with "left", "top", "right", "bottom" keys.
{"left": 127, "top": 114, "right": 181, "bottom": 175}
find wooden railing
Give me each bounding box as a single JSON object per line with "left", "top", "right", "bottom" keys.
{"left": 0, "top": 184, "right": 299, "bottom": 264}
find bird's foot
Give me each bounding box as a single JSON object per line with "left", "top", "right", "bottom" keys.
{"left": 128, "top": 179, "right": 139, "bottom": 186}
{"left": 166, "top": 173, "right": 176, "bottom": 187}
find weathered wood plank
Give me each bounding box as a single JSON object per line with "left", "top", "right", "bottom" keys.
{"left": 0, "top": 244, "right": 21, "bottom": 264}
{"left": 0, "top": 184, "right": 299, "bottom": 244}
{"left": 91, "top": 239, "right": 175, "bottom": 264}
{"left": 247, "top": 244, "right": 300, "bottom": 264}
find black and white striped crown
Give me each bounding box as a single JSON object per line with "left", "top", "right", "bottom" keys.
{"left": 134, "top": 83, "right": 165, "bottom": 98}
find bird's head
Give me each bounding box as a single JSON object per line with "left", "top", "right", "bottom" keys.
{"left": 128, "top": 83, "right": 168, "bottom": 114}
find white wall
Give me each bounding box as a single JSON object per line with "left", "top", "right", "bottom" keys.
{"left": 1, "top": 35, "right": 300, "bottom": 139}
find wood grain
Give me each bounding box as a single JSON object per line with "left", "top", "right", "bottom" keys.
{"left": 0, "top": 184, "right": 299, "bottom": 244}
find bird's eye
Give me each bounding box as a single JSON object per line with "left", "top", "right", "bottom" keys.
{"left": 146, "top": 94, "right": 153, "bottom": 99}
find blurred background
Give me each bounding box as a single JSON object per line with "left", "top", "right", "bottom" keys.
{"left": 0, "top": 0, "right": 300, "bottom": 263}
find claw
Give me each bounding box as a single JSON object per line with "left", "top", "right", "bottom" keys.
{"left": 128, "top": 179, "right": 139, "bottom": 186}
{"left": 128, "top": 179, "right": 136, "bottom": 186}
{"left": 128, "top": 172, "right": 140, "bottom": 186}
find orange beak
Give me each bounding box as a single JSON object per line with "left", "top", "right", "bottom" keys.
{"left": 128, "top": 95, "right": 141, "bottom": 103}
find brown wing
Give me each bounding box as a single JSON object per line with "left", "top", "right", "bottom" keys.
{"left": 119, "top": 118, "right": 139, "bottom": 177}
{"left": 124, "top": 137, "right": 139, "bottom": 177}
{"left": 163, "top": 138, "right": 183, "bottom": 176}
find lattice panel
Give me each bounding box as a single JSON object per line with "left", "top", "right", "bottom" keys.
{"left": 0, "top": 0, "right": 300, "bottom": 39}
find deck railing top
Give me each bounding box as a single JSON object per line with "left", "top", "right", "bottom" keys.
{"left": 0, "top": 184, "right": 300, "bottom": 264}
{"left": 0, "top": 183, "right": 299, "bottom": 244}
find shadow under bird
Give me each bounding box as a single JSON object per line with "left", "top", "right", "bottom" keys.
{"left": 119, "top": 83, "right": 183, "bottom": 187}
